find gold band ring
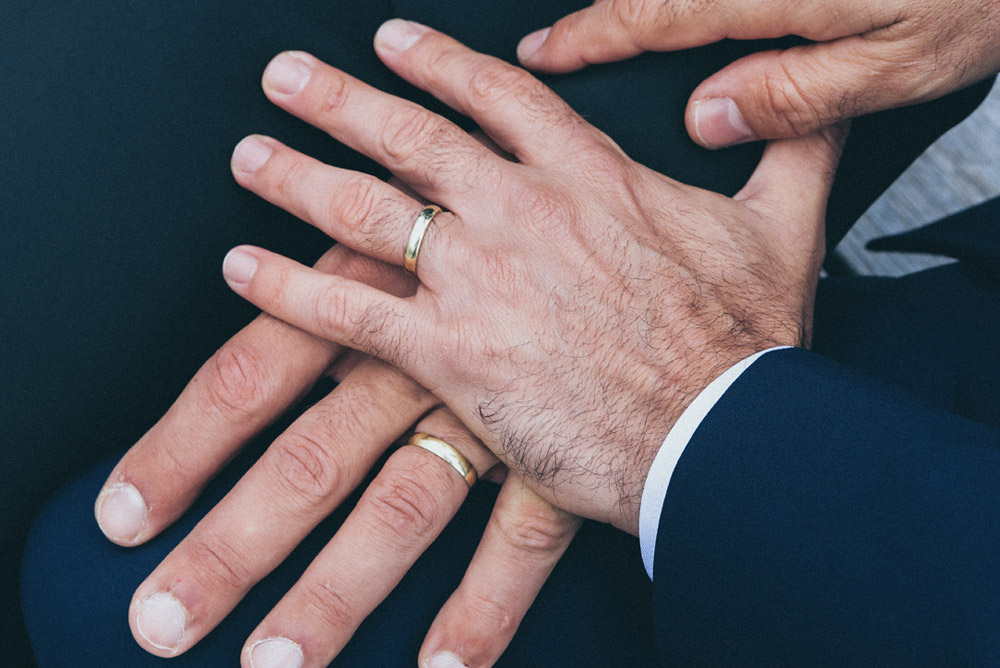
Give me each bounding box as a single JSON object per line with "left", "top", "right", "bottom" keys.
{"left": 403, "top": 205, "right": 441, "bottom": 275}
{"left": 406, "top": 432, "right": 477, "bottom": 487}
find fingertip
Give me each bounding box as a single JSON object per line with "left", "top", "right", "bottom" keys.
{"left": 95, "top": 482, "right": 149, "bottom": 545}
{"left": 688, "top": 97, "right": 755, "bottom": 149}
{"left": 231, "top": 135, "right": 274, "bottom": 177}
{"left": 246, "top": 637, "right": 305, "bottom": 668}
{"left": 516, "top": 27, "right": 550, "bottom": 65}
{"left": 132, "top": 591, "right": 189, "bottom": 656}
{"left": 262, "top": 51, "right": 314, "bottom": 96}
{"left": 421, "top": 651, "right": 469, "bottom": 668}
{"left": 223, "top": 247, "right": 260, "bottom": 287}
{"left": 374, "top": 19, "right": 430, "bottom": 54}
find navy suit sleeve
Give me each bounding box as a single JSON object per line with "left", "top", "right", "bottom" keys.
{"left": 652, "top": 347, "right": 1000, "bottom": 665}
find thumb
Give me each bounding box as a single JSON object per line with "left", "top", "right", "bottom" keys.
{"left": 735, "top": 122, "right": 850, "bottom": 257}
{"left": 516, "top": 1, "right": 650, "bottom": 73}
{"left": 687, "top": 39, "right": 912, "bottom": 148}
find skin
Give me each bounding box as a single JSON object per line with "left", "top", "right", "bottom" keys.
{"left": 92, "top": 0, "right": 1000, "bottom": 660}
{"left": 515, "top": 0, "right": 1000, "bottom": 147}
{"left": 221, "top": 22, "right": 847, "bottom": 537}
{"left": 105, "top": 0, "right": 1000, "bottom": 657}
{"left": 97, "top": 246, "right": 581, "bottom": 666}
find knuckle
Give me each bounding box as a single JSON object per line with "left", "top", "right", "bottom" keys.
{"left": 330, "top": 176, "right": 379, "bottom": 230}
{"left": 330, "top": 176, "right": 399, "bottom": 258}
{"left": 187, "top": 536, "right": 253, "bottom": 593}
{"left": 314, "top": 282, "right": 352, "bottom": 339}
{"left": 420, "top": 41, "right": 454, "bottom": 82}
{"left": 614, "top": 0, "right": 649, "bottom": 26}
{"left": 299, "top": 580, "right": 357, "bottom": 631}
{"left": 201, "top": 341, "right": 274, "bottom": 419}
{"left": 274, "top": 158, "right": 310, "bottom": 202}
{"left": 380, "top": 106, "right": 441, "bottom": 164}
{"left": 364, "top": 466, "right": 445, "bottom": 543}
{"left": 759, "top": 61, "right": 829, "bottom": 134}
{"left": 462, "top": 590, "right": 518, "bottom": 635}
{"left": 512, "top": 188, "right": 571, "bottom": 234}
{"left": 494, "top": 504, "right": 574, "bottom": 556}
{"left": 573, "top": 142, "right": 634, "bottom": 190}
{"left": 316, "top": 71, "right": 348, "bottom": 116}
{"left": 270, "top": 430, "right": 342, "bottom": 510}
{"left": 613, "top": 0, "right": 676, "bottom": 31}
{"left": 151, "top": 440, "right": 199, "bottom": 483}
{"left": 467, "top": 61, "right": 536, "bottom": 112}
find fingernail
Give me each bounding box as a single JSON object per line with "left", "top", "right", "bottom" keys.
{"left": 517, "top": 27, "right": 550, "bottom": 62}
{"left": 263, "top": 52, "right": 312, "bottom": 95}
{"left": 232, "top": 136, "right": 273, "bottom": 174}
{"left": 692, "top": 97, "right": 754, "bottom": 148}
{"left": 223, "top": 248, "right": 258, "bottom": 285}
{"left": 95, "top": 482, "right": 147, "bottom": 543}
{"left": 424, "top": 652, "right": 469, "bottom": 668}
{"left": 136, "top": 592, "right": 187, "bottom": 652}
{"left": 248, "top": 638, "right": 304, "bottom": 668}
{"left": 375, "top": 19, "right": 428, "bottom": 52}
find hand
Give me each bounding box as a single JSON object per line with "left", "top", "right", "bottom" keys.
{"left": 220, "top": 21, "right": 847, "bottom": 534}
{"left": 95, "top": 243, "right": 581, "bottom": 667}
{"left": 515, "top": 0, "right": 1000, "bottom": 147}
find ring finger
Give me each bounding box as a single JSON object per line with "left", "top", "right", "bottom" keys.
{"left": 242, "top": 408, "right": 497, "bottom": 668}
{"left": 232, "top": 135, "right": 458, "bottom": 277}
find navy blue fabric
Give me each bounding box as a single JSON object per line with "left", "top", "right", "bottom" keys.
{"left": 867, "top": 196, "right": 1000, "bottom": 280}
{"left": 653, "top": 198, "right": 1000, "bottom": 664}
{"left": 23, "top": 433, "right": 659, "bottom": 667}
{"left": 5, "top": 0, "right": 995, "bottom": 663}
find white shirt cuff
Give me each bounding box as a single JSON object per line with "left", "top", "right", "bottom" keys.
{"left": 638, "top": 346, "right": 790, "bottom": 579}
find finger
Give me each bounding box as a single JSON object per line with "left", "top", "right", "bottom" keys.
{"left": 516, "top": 1, "right": 651, "bottom": 73}
{"left": 686, "top": 35, "right": 932, "bottom": 147}
{"left": 419, "top": 477, "right": 581, "bottom": 668}
{"left": 95, "top": 245, "right": 404, "bottom": 546}
{"left": 374, "top": 20, "right": 595, "bottom": 163}
{"left": 232, "top": 135, "right": 451, "bottom": 267}
{"left": 127, "top": 358, "right": 438, "bottom": 657}
{"left": 517, "top": 0, "right": 883, "bottom": 72}
{"left": 242, "top": 409, "right": 497, "bottom": 668}
{"left": 259, "top": 50, "right": 505, "bottom": 201}
{"left": 735, "top": 122, "right": 850, "bottom": 247}
{"left": 222, "top": 246, "right": 434, "bottom": 377}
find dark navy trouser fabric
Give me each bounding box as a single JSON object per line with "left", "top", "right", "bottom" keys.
{"left": 6, "top": 0, "right": 993, "bottom": 664}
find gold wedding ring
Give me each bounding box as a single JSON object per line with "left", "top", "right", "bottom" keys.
{"left": 406, "top": 432, "right": 477, "bottom": 487}
{"left": 403, "top": 205, "right": 442, "bottom": 275}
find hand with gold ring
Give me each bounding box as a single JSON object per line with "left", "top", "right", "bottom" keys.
{"left": 94, "top": 238, "right": 581, "bottom": 666}
{"left": 222, "top": 22, "right": 846, "bottom": 529}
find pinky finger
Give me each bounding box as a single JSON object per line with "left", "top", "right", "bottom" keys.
{"left": 419, "top": 477, "right": 582, "bottom": 668}
{"left": 222, "top": 246, "right": 429, "bottom": 373}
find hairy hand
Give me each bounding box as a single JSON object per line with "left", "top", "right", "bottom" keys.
{"left": 515, "top": 0, "right": 1000, "bottom": 147}
{"left": 95, "top": 243, "right": 581, "bottom": 667}
{"left": 221, "top": 21, "right": 847, "bottom": 534}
